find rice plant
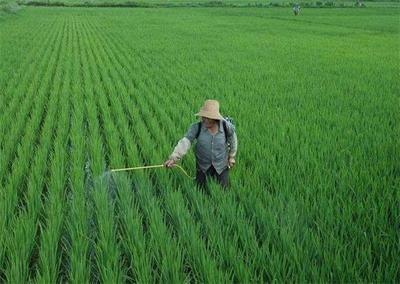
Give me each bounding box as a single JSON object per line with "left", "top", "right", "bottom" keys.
{"left": 0, "top": 6, "right": 398, "bottom": 282}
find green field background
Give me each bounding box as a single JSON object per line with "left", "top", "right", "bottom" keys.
{"left": 0, "top": 6, "right": 399, "bottom": 282}
{"left": 3, "top": 0, "right": 399, "bottom": 8}
{"left": 2, "top": 0, "right": 400, "bottom": 9}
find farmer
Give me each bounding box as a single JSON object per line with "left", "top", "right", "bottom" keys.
{"left": 164, "top": 99, "right": 237, "bottom": 188}
{"left": 293, "top": 3, "right": 300, "bottom": 15}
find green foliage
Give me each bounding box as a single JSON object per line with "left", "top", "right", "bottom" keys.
{"left": 18, "top": 0, "right": 400, "bottom": 8}
{"left": 0, "top": 0, "right": 20, "bottom": 13}
{"left": 0, "top": 6, "right": 398, "bottom": 283}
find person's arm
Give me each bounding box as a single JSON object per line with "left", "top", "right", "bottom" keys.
{"left": 225, "top": 122, "right": 238, "bottom": 168}
{"left": 164, "top": 123, "right": 197, "bottom": 167}
{"left": 169, "top": 137, "right": 191, "bottom": 160}
{"left": 226, "top": 125, "right": 238, "bottom": 168}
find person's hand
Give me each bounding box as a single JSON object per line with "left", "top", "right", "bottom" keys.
{"left": 164, "top": 158, "right": 177, "bottom": 168}
{"left": 228, "top": 157, "right": 235, "bottom": 168}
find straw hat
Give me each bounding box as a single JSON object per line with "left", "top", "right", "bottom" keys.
{"left": 195, "top": 100, "right": 223, "bottom": 120}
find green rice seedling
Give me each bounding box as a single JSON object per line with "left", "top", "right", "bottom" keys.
{"left": 82, "top": 25, "right": 187, "bottom": 276}
{"left": 135, "top": 182, "right": 186, "bottom": 282}
{"left": 211, "top": 188, "right": 263, "bottom": 266}
{"left": 0, "top": 7, "right": 398, "bottom": 282}
{"left": 35, "top": 21, "right": 73, "bottom": 283}
{"left": 0, "top": 19, "right": 66, "bottom": 272}
{"left": 180, "top": 184, "right": 256, "bottom": 282}
{"left": 3, "top": 28, "right": 64, "bottom": 283}
{"left": 164, "top": 189, "right": 231, "bottom": 282}
{"left": 0, "top": 20, "right": 63, "bottom": 184}
{"left": 79, "top": 20, "right": 125, "bottom": 283}
{"left": 85, "top": 19, "right": 186, "bottom": 282}
{"left": 65, "top": 17, "right": 91, "bottom": 283}
{"left": 77, "top": 25, "right": 185, "bottom": 280}
{"left": 114, "top": 176, "right": 153, "bottom": 283}
{"left": 0, "top": 20, "right": 48, "bottom": 107}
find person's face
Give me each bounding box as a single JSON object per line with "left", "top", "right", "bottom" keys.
{"left": 201, "top": 117, "right": 218, "bottom": 128}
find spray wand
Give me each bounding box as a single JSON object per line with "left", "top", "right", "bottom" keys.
{"left": 110, "top": 164, "right": 194, "bottom": 179}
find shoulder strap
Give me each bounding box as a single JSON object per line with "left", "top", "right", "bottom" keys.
{"left": 223, "top": 120, "right": 233, "bottom": 141}
{"left": 196, "top": 121, "right": 232, "bottom": 141}
{"left": 195, "top": 122, "right": 201, "bottom": 139}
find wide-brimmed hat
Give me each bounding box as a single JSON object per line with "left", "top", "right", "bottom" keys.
{"left": 195, "top": 99, "right": 224, "bottom": 120}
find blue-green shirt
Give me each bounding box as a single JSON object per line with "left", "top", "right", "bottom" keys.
{"left": 185, "top": 120, "right": 234, "bottom": 174}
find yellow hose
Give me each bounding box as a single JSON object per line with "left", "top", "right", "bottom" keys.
{"left": 110, "top": 164, "right": 194, "bottom": 179}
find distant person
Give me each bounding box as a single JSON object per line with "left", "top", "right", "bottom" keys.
{"left": 164, "top": 100, "right": 237, "bottom": 189}
{"left": 293, "top": 4, "right": 300, "bottom": 15}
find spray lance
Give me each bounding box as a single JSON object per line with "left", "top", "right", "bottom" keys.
{"left": 110, "top": 164, "right": 194, "bottom": 179}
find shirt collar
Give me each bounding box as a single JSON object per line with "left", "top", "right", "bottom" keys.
{"left": 200, "top": 120, "right": 224, "bottom": 133}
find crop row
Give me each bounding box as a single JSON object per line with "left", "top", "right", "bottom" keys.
{"left": 0, "top": 18, "right": 67, "bottom": 280}
{"left": 0, "top": 8, "right": 398, "bottom": 282}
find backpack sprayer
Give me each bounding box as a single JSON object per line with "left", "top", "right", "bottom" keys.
{"left": 110, "top": 164, "right": 194, "bottom": 179}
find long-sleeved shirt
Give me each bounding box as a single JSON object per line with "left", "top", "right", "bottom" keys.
{"left": 169, "top": 120, "right": 238, "bottom": 174}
